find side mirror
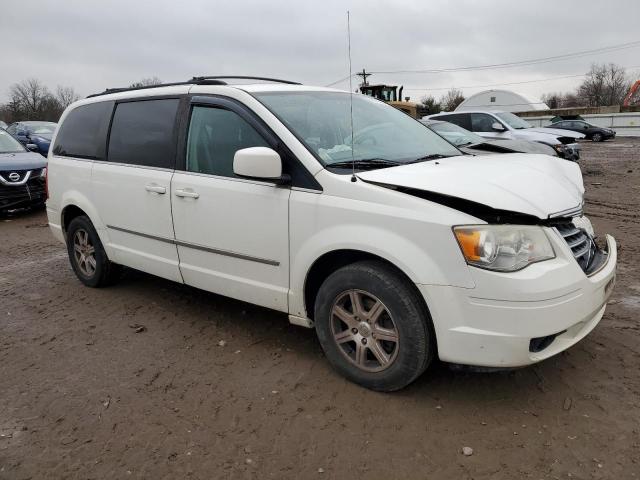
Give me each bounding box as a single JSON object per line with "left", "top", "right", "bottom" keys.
{"left": 233, "top": 147, "right": 288, "bottom": 184}
{"left": 491, "top": 122, "right": 506, "bottom": 132}
{"left": 26, "top": 143, "right": 39, "bottom": 152}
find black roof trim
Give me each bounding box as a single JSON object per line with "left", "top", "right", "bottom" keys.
{"left": 189, "top": 76, "right": 301, "bottom": 85}
{"left": 87, "top": 76, "right": 300, "bottom": 99}
{"left": 86, "top": 81, "right": 209, "bottom": 98}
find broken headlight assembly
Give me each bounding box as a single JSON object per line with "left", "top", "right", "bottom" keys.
{"left": 453, "top": 225, "right": 555, "bottom": 272}
{"left": 553, "top": 144, "right": 568, "bottom": 154}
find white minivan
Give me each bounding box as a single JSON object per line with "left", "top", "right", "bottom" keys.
{"left": 46, "top": 77, "right": 617, "bottom": 391}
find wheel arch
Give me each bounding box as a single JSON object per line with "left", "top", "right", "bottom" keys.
{"left": 61, "top": 204, "right": 88, "bottom": 235}
{"left": 59, "top": 191, "right": 106, "bottom": 242}
{"left": 303, "top": 249, "right": 430, "bottom": 323}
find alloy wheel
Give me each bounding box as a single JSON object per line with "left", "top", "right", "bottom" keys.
{"left": 330, "top": 289, "right": 399, "bottom": 372}
{"left": 73, "top": 229, "right": 96, "bottom": 277}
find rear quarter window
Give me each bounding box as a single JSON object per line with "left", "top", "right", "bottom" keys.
{"left": 53, "top": 101, "right": 114, "bottom": 159}
{"left": 107, "top": 99, "right": 179, "bottom": 169}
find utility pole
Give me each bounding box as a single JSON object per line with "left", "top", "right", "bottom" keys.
{"left": 356, "top": 68, "right": 372, "bottom": 87}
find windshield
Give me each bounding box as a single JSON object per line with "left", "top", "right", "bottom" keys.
{"left": 0, "top": 130, "right": 26, "bottom": 153}
{"left": 25, "top": 122, "right": 56, "bottom": 135}
{"left": 494, "top": 112, "right": 531, "bottom": 130}
{"left": 427, "top": 121, "right": 485, "bottom": 147}
{"left": 254, "top": 91, "right": 460, "bottom": 167}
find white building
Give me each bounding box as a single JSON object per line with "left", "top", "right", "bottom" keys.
{"left": 455, "top": 89, "right": 549, "bottom": 113}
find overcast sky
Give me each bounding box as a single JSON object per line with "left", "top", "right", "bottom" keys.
{"left": 2, "top": 0, "right": 639, "bottom": 103}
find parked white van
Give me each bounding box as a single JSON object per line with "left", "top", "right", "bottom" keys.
{"left": 46, "top": 77, "right": 617, "bottom": 391}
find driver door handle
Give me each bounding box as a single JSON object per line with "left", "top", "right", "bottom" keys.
{"left": 145, "top": 184, "right": 166, "bottom": 194}
{"left": 174, "top": 188, "right": 200, "bottom": 199}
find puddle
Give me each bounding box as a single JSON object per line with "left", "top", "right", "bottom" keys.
{"left": 620, "top": 296, "right": 640, "bottom": 310}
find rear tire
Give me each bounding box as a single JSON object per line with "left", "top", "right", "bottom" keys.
{"left": 314, "top": 260, "right": 434, "bottom": 391}
{"left": 66, "top": 215, "right": 121, "bottom": 287}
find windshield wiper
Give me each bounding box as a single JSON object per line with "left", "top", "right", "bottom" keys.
{"left": 406, "top": 154, "right": 453, "bottom": 164}
{"left": 327, "top": 158, "right": 401, "bottom": 170}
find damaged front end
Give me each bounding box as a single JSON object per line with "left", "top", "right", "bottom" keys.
{"left": 388, "top": 184, "right": 609, "bottom": 276}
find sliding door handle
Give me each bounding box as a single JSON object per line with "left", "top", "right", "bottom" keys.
{"left": 145, "top": 184, "right": 166, "bottom": 194}
{"left": 174, "top": 188, "right": 200, "bottom": 199}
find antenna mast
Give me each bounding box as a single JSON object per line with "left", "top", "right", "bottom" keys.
{"left": 347, "top": 11, "right": 356, "bottom": 182}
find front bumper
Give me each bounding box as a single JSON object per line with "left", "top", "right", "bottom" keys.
{"left": 419, "top": 234, "right": 617, "bottom": 368}
{"left": 558, "top": 142, "right": 581, "bottom": 161}
{"left": 0, "top": 177, "right": 46, "bottom": 211}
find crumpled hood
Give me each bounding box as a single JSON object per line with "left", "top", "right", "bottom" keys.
{"left": 0, "top": 151, "right": 47, "bottom": 170}
{"left": 357, "top": 153, "right": 584, "bottom": 220}
{"left": 527, "top": 127, "right": 585, "bottom": 139}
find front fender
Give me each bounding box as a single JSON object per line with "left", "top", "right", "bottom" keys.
{"left": 289, "top": 193, "right": 474, "bottom": 317}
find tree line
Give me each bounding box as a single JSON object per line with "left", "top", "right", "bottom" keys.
{"left": 541, "top": 63, "right": 632, "bottom": 109}
{"left": 0, "top": 77, "right": 162, "bottom": 124}
{"left": 418, "top": 63, "right": 634, "bottom": 114}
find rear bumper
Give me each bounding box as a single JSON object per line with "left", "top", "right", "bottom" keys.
{"left": 419, "top": 234, "right": 617, "bottom": 368}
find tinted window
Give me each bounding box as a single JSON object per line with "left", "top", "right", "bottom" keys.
{"left": 108, "top": 99, "right": 179, "bottom": 168}
{"left": 435, "top": 113, "right": 471, "bottom": 130}
{"left": 53, "top": 102, "right": 113, "bottom": 159}
{"left": 186, "top": 106, "right": 269, "bottom": 177}
{"left": 470, "top": 113, "right": 497, "bottom": 132}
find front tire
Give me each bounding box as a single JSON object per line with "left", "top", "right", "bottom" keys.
{"left": 592, "top": 133, "right": 603, "bottom": 142}
{"left": 66, "top": 215, "right": 121, "bottom": 287}
{"left": 314, "top": 260, "right": 434, "bottom": 391}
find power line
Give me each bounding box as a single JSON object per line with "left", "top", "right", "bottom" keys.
{"left": 324, "top": 39, "right": 640, "bottom": 86}
{"left": 402, "top": 65, "right": 640, "bottom": 92}
{"left": 372, "top": 40, "right": 640, "bottom": 74}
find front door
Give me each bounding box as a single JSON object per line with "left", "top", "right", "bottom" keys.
{"left": 471, "top": 113, "right": 512, "bottom": 140}
{"left": 171, "top": 98, "right": 290, "bottom": 312}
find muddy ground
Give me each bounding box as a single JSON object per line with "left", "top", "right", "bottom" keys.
{"left": 1, "top": 139, "right": 639, "bottom": 479}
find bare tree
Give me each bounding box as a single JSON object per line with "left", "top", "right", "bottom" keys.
{"left": 56, "top": 85, "right": 80, "bottom": 109}
{"left": 4, "top": 78, "right": 74, "bottom": 122}
{"left": 9, "top": 78, "right": 52, "bottom": 120}
{"left": 577, "top": 63, "right": 630, "bottom": 107}
{"left": 129, "top": 76, "right": 162, "bottom": 88}
{"left": 541, "top": 92, "right": 563, "bottom": 109}
{"left": 439, "top": 88, "right": 465, "bottom": 112}
{"left": 419, "top": 95, "right": 441, "bottom": 114}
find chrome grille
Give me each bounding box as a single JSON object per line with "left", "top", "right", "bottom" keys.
{"left": 555, "top": 223, "right": 595, "bottom": 272}
{"left": 0, "top": 169, "right": 31, "bottom": 184}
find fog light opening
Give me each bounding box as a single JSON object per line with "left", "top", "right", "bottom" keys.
{"left": 529, "top": 330, "right": 566, "bottom": 353}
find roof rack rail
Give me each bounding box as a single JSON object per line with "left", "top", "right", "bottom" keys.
{"left": 190, "top": 76, "right": 301, "bottom": 85}
{"left": 86, "top": 75, "right": 300, "bottom": 99}
{"left": 85, "top": 81, "right": 211, "bottom": 98}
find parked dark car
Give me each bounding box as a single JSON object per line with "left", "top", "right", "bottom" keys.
{"left": 420, "top": 119, "right": 558, "bottom": 157}
{"left": 550, "top": 120, "right": 615, "bottom": 142}
{"left": 0, "top": 129, "right": 47, "bottom": 214}
{"left": 6, "top": 121, "right": 57, "bottom": 155}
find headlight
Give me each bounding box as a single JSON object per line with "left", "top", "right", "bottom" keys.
{"left": 453, "top": 225, "right": 555, "bottom": 272}
{"left": 553, "top": 144, "right": 566, "bottom": 152}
